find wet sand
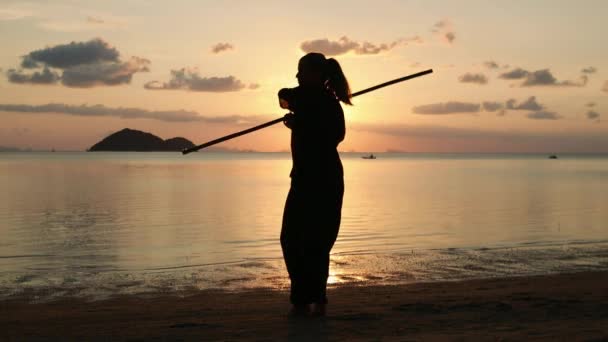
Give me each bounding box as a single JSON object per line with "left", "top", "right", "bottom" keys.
{"left": 2, "top": 271, "right": 607, "bottom": 341}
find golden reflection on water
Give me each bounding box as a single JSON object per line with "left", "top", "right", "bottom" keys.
{"left": 2, "top": 152, "right": 608, "bottom": 298}
{"left": 326, "top": 255, "right": 370, "bottom": 286}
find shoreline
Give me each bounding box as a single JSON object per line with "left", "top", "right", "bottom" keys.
{"left": 2, "top": 271, "right": 607, "bottom": 341}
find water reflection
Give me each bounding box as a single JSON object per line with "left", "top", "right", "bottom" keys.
{"left": 1, "top": 152, "right": 608, "bottom": 300}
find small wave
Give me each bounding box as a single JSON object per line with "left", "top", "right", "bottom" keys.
{"left": 0, "top": 254, "right": 55, "bottom": 259}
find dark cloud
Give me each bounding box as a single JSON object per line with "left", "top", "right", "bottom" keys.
{"left": 301, "top": 37, "right": 357, "bottom": 56}
{"left": 0, "top": 103, "right": 266, "bottom": 125}
{"left": 62, "top": 56, "right": 149, "bottom": 87}
{"left": 499, "top": 68, "right": 530, "bottom": 79}
{"left": 482, "top": 101, "right": 503, "bottom": 112}
{"left": 22, "top": 38, "right": 120, "bottom": 69}
{"left": 211, "top": 42, "right": 234, "bottom": 54}
{"left": 299, "top": 36, "right": 412, "bottom": 56}
{"left": 458, "top": 72, "right": 488, "bottom": 84}
{"left": 6, "top": 67, "right": 60, "bottom": 84}
{"left": 86, "top": 16, "right": 104, "bottom": 24}
{"left": 444, "top": 32, "right": 455, "bottom": 43}
{"left": 586, "top": 102, "right": 596, "bottom": 108}
{"left": 581, "top": 66, "right": 597, "bottom": 74}
{"left": 431, "top": 19, "right": 448, "bottom": 32}
{"left": 483, "top": 61, "right": 500, "bottom": 69}
{"left": 431, "top": 19, "right": 455, "bottom": 44}
{"left": 20, "top": 56, "right": 39, "bottom": 68}
{"left": 144, "top": 68, "right": 248, "bottom": 92}
{"left": 414, "top": 97, "right": 552, "bottom": 117}
{"left": 412, "top": 102, "right": 480, "bottom": 114}
{"left": 522, "top": 69, "right": 587, "bottom": 87}
{"left": 586, "top": 110, "right": 600, "bottom": 120}
{"left": 505, "top": 96, "right": 544, "bottom": 111}
{"left": 526, "top": 111, "right": 561, "bottom": 120}
{"left": 8, "top": 38, "right": 149, "bottom": 88}
{"left": 500, "top": 67, "right": 587, "bottom": 87}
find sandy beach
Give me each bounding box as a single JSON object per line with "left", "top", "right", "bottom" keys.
{"left": 2, "top": 271, "right": 607, "bottom": 341}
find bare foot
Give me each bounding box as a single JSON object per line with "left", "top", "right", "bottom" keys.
{"left": 288, "top": 304, "right": 310, "bottom": 318}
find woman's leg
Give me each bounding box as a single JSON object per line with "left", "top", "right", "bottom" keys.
{"left": 310, "top": 177, "right": 344, "bottom": 311}
{"left": 281, "top": 185, "right": 308, "bottom": 307}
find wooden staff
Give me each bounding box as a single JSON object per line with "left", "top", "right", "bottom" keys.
{"left": 182, "top": 69, "right": 433, "bottom": 154}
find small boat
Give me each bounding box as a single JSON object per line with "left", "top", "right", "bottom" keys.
{"left": 548, "top": 155, "right": 558, "bottom": 159}
{"left": 362, "top": 153, "right": 376, "bottom": 159}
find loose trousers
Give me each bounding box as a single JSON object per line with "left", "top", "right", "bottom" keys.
{"left": 280, "top": 176, "right": 344, "bottom": 305}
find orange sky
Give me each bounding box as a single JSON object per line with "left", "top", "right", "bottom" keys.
{"left": 1, "top": 0, "right": 607, "bottom": 152}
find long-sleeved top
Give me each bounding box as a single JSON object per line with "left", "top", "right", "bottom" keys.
{"left": 278, "top": 86, "right": 345, "bottom": 181}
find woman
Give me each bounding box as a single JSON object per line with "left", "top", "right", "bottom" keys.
{"left": 278, "top": 52, "right": 351, "bottom": 317}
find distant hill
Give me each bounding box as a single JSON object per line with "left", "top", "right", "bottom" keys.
{"left": 88, "top": 128, "right": 195, "bottom": 152}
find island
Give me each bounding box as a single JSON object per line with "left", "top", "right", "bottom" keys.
{"left": 88, "top": 128, "right": 195, "bottom": 152}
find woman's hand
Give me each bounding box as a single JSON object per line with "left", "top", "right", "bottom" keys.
{"left": 283, "top": 113, "right": 295, "bottom": 129}
{"left": 279, "top": 98, "right": 290, "bottom": 109}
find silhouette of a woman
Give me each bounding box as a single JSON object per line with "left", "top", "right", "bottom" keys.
{"left": 278, "top": 52, "right": 351, "bottom": 317}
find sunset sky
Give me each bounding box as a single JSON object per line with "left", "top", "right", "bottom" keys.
{"left": 1, "top": 0, "right": 607, "bottom": 152}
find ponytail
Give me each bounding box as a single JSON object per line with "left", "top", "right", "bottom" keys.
{"left": 325, "top": 58, "right": 352, "bottom": 105}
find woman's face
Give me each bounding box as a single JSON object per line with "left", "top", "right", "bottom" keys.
{"left": 296, "top": 59, "right": 323, "bottom": 87}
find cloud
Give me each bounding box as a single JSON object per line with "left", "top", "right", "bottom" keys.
{"left": 144, "top": 68, "right": 249, "bottom": 92}
{"left": 0, "top": 8, "right": 34, "bottom": 20}
{"left": 483, "top": 61, "right": 500, "bottom": 69}
{"left": 6, "top": 67, "right": 60, "bottom": 84}
{"left": 499, "top": 68, "right": 530, "bottom": 80}
{"left": 21, "top": 38, "right": 120, "bottom": 69}
{"left": 603, "top": 81, "right": 608, "bottom": 93}
{"left": 86, "top": 16, "right": 104, "bottom": 24}
{"left": 300, "top": 35, "right": 416, "bottom": 56}
{"left": 526, "top": 111, "right": 561, "bottom": 120}
{"left": 412, "top": 102, "right": 480, "bottom": 114}
{"left": 61, "top": 56, "right": 150, "bottom": 87}
{"left": 7, "top": 38, "right": 148, "bottom": 87}
{"left": 414, "top": 97, "right": 551, "bottom": 117}
{"left": 458, "top": 72, "right": 488, "bottom": 84}
{"left": 0, "top": 103, "right": 267, "bottom": 124}
{"left": 301, "top": 37, "right": 357, "bottom": 56}
{"left": 586, "top": 110, "right": 600, "bottom": 120}
{"left": 581, "top": 66, "right": 597, "bottom": 74}
{"left": 431, "top": 20, "right": 448, "bottom": 31}
{"left": 444, "top": 32, "right": 455, "bottom": 43}
{"left": 431, "top": 19, "right": 455, "bottom": 44}
{"left": 522, "top": 69, "right": 587, "bottom": 87}
{"left": 586, "top": 102, "right": 596, "bottom": 108}
{"left": 499, "top": 68, "right": 587, "bottom": 87}
{"left": 211, "top": 42, "right": 234, "bottom": 54}
{"left": 248, "top": 83, "right": 260, "bottom": 90}
{"left": 505, "top": 96, "right": 544, "bottom": 111}
{"left": 482, "top": 101, "right": 503, "bottom": 112}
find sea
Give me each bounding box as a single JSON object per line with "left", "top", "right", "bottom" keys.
{"left": 1, "top": 152, "right": 607, "bottom": 301}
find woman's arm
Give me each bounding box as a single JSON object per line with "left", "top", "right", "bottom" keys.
{"left": 278, "top": 87, "right": 299, "bottom": 130}
{"left": 278, "top": 88, "right": 297, "bottom": 110}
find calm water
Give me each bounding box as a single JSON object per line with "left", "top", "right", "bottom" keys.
{"left": 1, "top": 152, "right": 608, "bottom": 300}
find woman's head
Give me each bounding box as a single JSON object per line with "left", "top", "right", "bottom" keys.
{"left": 297, "top": 53, "right": 352, "bottom": 105}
